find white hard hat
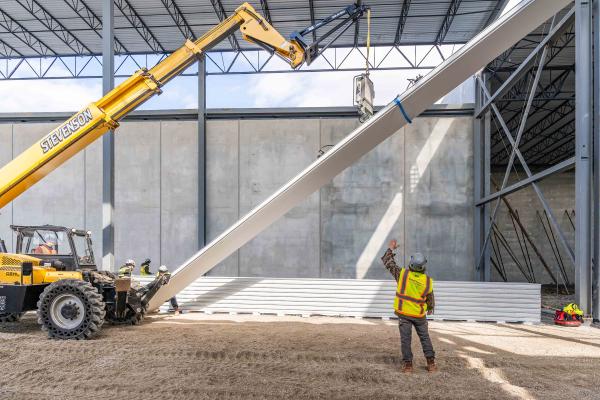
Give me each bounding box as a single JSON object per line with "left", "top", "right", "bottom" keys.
{"left": 158, "top": 265, "right": 168, "bottom": 273}
{"left": 126, "top": 259, "right": 135, "bottom": 266}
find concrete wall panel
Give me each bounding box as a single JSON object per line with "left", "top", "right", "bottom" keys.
{"left": 238, "top": 119, "right": 320, "bottom": 277}
{"left": 84, "top": 140, "right": 103, "bottom": 267}
{"left": 320, "top": 119, "right": 407, "bottom": 279}
{"left": 1, "top": 114, "right": 477, "bottom": 282}
{"left": 114, "top": 121, "right": 161, "bottom": 270}
{"left": 404, "top": 117, "right": 474, "bottom": 280}
{"left": 206, "top": 120, "right": 239, "bottom": 276}
{"left": 11, "top": 123, "right": 85, "bottom": 231}
{"left": 160, "top": 121, "right": 199, "bottom": 269}
{"left": 0, "top": 124, "right": 13, "bottom": 251}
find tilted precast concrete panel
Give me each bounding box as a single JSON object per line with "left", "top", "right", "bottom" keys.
{"left": 160, "top": 121, "right": 199, "bottom": 269}
{"left": 146, "top": 0, "right": 573, "bottom": 310}
{"left": 238, "top": 119, "right": 321, "bottom": 278}
{"left": 114, "top": 121, "right": 161, "bottom": 270}
{"left": 205, "top": 120, "right": 240, "bottom": 276}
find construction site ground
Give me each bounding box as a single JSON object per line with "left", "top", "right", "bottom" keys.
{"left": 1, "top": 313, "right": 599, "bottom": 400}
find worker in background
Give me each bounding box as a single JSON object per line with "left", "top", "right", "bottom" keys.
{"left": 381, "top": 239, "right": 436, "bottom": 373}
{"left": 157, "top": 265, "right": 180, "bottom": 315}
{"left": 118, "top": 259, "right": 135, "bottom": 277}
{"left": 140, "top": 258, "right": 152, "bottom": 276}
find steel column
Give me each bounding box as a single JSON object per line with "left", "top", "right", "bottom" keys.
{"left": 593, "top": 0, "right": 600, "bottom": 321}
{"left": 575, "top": 0, "right": 593, "bottom": 315}
{"left": 483, "top": 109, "right": 492, "bottom": 281}
{"left": 198, "top": 57, "right": 206, "bottom": 248}
{"left": 102, "top": 0, "right": 115, "bottom": 271}
{"left": 475, "top": 74, "right": 491, "bottom": 281}
{"left": 474, "top": 77, "right": 484, "bottom": 280}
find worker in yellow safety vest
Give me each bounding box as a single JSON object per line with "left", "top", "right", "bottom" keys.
{"left": 118, "top": 259, "right": 135, "bottom": 277}
{"left": 140, "top": 258, "right": 152, "bottom": 276}
{"left": 381, "top": 239, "right": 436, "bottom": 373}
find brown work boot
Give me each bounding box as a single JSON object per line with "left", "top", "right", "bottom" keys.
{"left": 401, "top": 361, "right": 413, "bottom": 373}
{"left": 426, "top": 357, "right": 437, "bottom": 373}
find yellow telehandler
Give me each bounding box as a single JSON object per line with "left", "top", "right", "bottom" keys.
{"left": 0, "top": 3, "right": 367, "bottom": 339}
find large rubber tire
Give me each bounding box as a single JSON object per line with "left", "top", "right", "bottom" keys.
{"left": 37, "top": 279, "right": 106, "bottom": 340}
{"left": 0, "top": 313, "right": 23, "bottom": 323}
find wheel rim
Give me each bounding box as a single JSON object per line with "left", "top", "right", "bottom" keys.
{"left": 49, "top": 293, "right": 85, "bottom": 330}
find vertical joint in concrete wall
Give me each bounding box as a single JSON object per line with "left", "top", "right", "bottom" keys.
{"left": 102, "top": 0, "right": 115, "bottom": 271}
{"left": 575, "top": 0, "right": 593, "bottom": 315}
{"left": 198, "top": 56, "right": 206, "bottom": 248}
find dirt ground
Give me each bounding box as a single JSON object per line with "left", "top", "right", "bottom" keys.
{"left": 1, "top": 313, "right": 599, "bottom": 400}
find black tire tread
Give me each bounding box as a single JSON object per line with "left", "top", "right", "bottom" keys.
{"left": 37, "top": 279, "right": 106, "bottom": 340}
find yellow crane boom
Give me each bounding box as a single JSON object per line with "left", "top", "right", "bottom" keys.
{"left": 0, "top": 3, "right": 304, "bottom": 209}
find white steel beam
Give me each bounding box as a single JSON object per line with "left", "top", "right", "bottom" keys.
{"left": 148, "top": 0, "right": 572, "bottom": 311}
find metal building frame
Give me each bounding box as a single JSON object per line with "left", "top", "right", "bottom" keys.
{"left": 473, "top": 0, "right": 598, "bottom": 319}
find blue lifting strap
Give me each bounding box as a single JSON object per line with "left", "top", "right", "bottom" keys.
{"left": 393, "top": 96, "right": 412, "bottom": 124}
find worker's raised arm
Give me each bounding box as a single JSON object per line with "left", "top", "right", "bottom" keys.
{"left": 381, "top": 239, "right": 401, "bottom": 282}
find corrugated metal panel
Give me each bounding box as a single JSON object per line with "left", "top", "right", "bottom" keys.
{"left": 138, "top": 276, "right": 541, "bottom": 323}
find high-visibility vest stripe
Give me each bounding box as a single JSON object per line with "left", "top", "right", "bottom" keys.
{"left": 418, "top": 277, "right": 432, "bottom": 315}
{"left": 396, "top": 269, "right": 410, "bottom": 311}
{"left": 399, "top": 269, "right": 409, "bottom": 292}
{"left": 422, "top": 277, "right": 431, "bottom": 298}
{"left": 395, "top": 293, "right": 426, "bottom": 304}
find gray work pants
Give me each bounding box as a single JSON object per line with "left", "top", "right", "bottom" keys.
{"left": 397, "top": 315, "right": 435, "bottom": 361}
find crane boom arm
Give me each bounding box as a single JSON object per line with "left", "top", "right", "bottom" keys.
{"left": 0, "top": 2, "right": 304, "bottom": 209}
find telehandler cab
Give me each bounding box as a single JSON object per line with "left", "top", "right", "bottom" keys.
{"left": 0, "top": 225, "right": 169, "bottom": 339}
